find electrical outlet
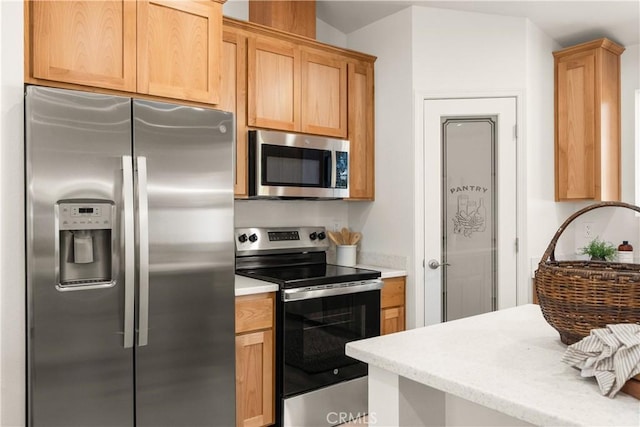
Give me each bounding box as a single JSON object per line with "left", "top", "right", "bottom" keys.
{"left": 583, "top": 222, "right": 594, "bottom": 239}
{"left": 331, "top": 220, "right": 341, "bottom": 232}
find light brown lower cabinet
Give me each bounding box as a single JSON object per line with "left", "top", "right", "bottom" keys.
{"left": 380, "top": 277, "right": 406, "bottom": 335}
{"left": 235, "top": 292, "right": 275, "bottom": 427}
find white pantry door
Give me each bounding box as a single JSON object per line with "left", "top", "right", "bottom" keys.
{"left": 423, "top": 97, "right": 517, "bottom": 324}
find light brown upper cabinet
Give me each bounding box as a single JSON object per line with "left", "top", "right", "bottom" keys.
{"left": 348, "top": 61, "right": 375, "bottom": 200}
{"left": 137, "top": 0, "right": 222, "bottom": 104}
{"left": 247, "top": 36, "right": 300, "bottom": 131}
{"left": 30, "top": 0, "right": 137, "bottom": 92}
{"left": 554, "top": 38, "right": 625, "bottom": 201}
{"left": 300, "top": 48, "right": 348, "bottom": 138}
{"left": 27, "top": 0, "right": 224, "bottom": 105}
{"left": 247, "top": 36, "right": 348, "bottom": 138}
{"left": 219, "top": 28, "right": 248, "bottom": 198}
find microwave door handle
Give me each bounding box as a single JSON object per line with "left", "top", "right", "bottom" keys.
{"left": 330, "top": 150, "right": 337, "bottom": 188}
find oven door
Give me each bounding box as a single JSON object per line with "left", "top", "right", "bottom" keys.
{"left": 281, "top": 286, "right": 381, "bottom": 398}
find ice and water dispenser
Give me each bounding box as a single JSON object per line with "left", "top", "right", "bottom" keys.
{"left": 56, "top": 199, "right": 116, "bottom": 289}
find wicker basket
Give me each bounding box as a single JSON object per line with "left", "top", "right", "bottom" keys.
{"left": 535, "top": 201, "right": 640, "bottom": 345}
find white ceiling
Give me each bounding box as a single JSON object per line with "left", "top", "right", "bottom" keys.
{"left": 316, "top": 0, "right": 640, "bottom": 48}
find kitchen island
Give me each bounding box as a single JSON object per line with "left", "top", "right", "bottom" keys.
{"left": 346, "top": 304, "right": 640, "bottom": 426}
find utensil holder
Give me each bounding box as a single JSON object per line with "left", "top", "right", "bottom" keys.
{"left": 336, "top": 245, "right": 357, "bottom": 267}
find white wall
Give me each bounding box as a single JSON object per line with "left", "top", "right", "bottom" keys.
{"left": 411, "top": 7, "right": 526, "bottom": 92}
{"left": 412, "top": 7, "right": 532, "bottom": 315}
{"left": 1, "top": 0, "right": 25, "bottom": 425}
{"left": 523, "top": 21, "right": 583, "bottom": 266}
{"left": 235, "top": 200, "right": 348, "bottom": 229}
{"left": 316, "top": 19, "right": 347, "bottom": 48}
{"left": 223, "top": 0, "right": 248, "bottom": 21}
{"left": 622, "top": 43, "right": 640, "bottom": 203}
{"left": 0, "top": 4, "right": 3, "bottom": 421}
{"left": 222, "top": 0, "right": 347, "bottom": 48}
{"left": 345, "top": 5, "right": 552, "bottom": 327}
{"left": 346, "top": 7, "right": 415, "bottom": 322}
{"left": 346, "top": 5, "right": 640, "bottom": 329}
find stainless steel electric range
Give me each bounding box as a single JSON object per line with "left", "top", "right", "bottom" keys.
{"left": 235, "top": 226, "right": 382, "bottom": 427}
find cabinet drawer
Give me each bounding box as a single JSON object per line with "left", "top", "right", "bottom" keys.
{"left": 235, "top": 293, "right": 274, "bottom": 334}
{"left": 381, "top": 277, "right": 405, "bottom": 309}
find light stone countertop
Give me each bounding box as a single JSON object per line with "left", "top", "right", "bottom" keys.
{"left": 354, "top": 264, "right": 407, "bottom": 279}
{"left": 235, "top": 274, "right": 278, "bottom": 296}
{"left": 346, "top": 304, "right": 640, "bottom": 427}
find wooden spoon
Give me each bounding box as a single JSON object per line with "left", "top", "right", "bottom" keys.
{"left": 341, "top": 227, "right": 350, "bottom": 245}
{"left": 350, "top": 232, "right": 362, "bottom": 245}
{"left": 327, "top": 231, "right": 342, "bottom": 245}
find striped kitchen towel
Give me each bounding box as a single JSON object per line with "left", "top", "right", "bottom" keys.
{"left": 562, "top": 324, "right": 640, "bottom": 397}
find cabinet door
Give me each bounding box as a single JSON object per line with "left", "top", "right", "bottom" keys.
{"left": 381, "top": 307, "right": 405, "bottom": 335}
{"left": 137, "top": 0, "right": 222, "bottom": 104}
{"left": 556, "top": 51, "right": 596, "bottom": 200}
{"left": 300, "top": 49, "right": 347, "bottom": 138}
{"left": 31, "top": 0, "right": 136, "bottom": 91}
{"left": 347, "top": 61, "right": 375, "bottom": 200}
{"left": 219, "top": 29, "right": 248, "bottom": 198}
{"left": 381, "top": 277, "right": 405, "bottom": 309}
{"left": 248, "top": 37, "right": 300, "bottom": 131}
{"left": 236, "top": 330, "right": 274, "bottom": 427}
{"left": 381, "top": 277, "right": 405, "bottom": 335}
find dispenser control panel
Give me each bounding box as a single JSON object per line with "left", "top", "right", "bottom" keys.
{"left": 71, "top": 206, "right": 102, "bottom": 217}
{"left": 58, "top": 200, "right": 114, "bottom": 231}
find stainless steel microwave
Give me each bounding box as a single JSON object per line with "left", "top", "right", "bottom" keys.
{"left": 248, "top": 130, "right": 349, "bottom": 199}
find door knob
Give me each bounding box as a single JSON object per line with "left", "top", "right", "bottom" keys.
{"left": 427, "top": 259, "right": 450, "bottom": 269}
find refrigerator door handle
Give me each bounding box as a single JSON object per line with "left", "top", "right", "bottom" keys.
{"left": 136, "top": 156, "right": 150, "bottom": 347}
{"left": 122, "top": 156, "right": 135, "bottom": 349}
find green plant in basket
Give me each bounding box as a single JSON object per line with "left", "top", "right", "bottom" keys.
{"left": 580, "top": 237, "right": 617, "bottom": 261}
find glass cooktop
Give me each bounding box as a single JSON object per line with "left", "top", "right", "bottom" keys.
{"left": 236, "top": 264, "right": 380, "bottom": 289}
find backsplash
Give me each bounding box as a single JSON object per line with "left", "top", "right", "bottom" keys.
{"left": 357, "top": 251, "right": 408, "bottom": 270}
{"left": 234, "top": 200, "right": 408, "bottom": 268}
{"left": 234, "top": 199, "right": 349, "bottom": 230}
{"left": 553, "top": 204, "right": 640, "bottom": 260}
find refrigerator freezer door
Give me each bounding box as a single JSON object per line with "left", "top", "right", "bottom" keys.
{"left": 26, "top": 86, "right": 134, "bottom": 426}
{"left": 132, "top": 100, "right": 236, "bottom": 426}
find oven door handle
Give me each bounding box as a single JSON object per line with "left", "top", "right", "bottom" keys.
{"left": 282, "top": 279, "right": 383, "bottom": 302}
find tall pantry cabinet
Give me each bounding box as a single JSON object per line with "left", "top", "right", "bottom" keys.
{"left": 554, "top": 38, "right": 625, "bottom": 201}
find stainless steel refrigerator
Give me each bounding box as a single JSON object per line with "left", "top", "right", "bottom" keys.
{"left": 25, "top": 86, "right": 236, "bottom": 427}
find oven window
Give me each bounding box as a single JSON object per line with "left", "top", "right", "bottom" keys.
{"left": 282, "top": 290, "right": 380, "bottom": 397}
{"left": 262, "top": 144, "right": 331, "bottom": 187}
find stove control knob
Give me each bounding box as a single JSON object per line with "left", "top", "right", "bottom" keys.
{"left": 248, "top": 233, "right": 258, "bottom": 243}
{"left": 309, "top": 232, "right": 317, "bottom": 241}
{"left": 238, "top": 233, "right": 248, "bottom": 243}
{"left": 317, "top": 232, "right": 326, "bottom": 240}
